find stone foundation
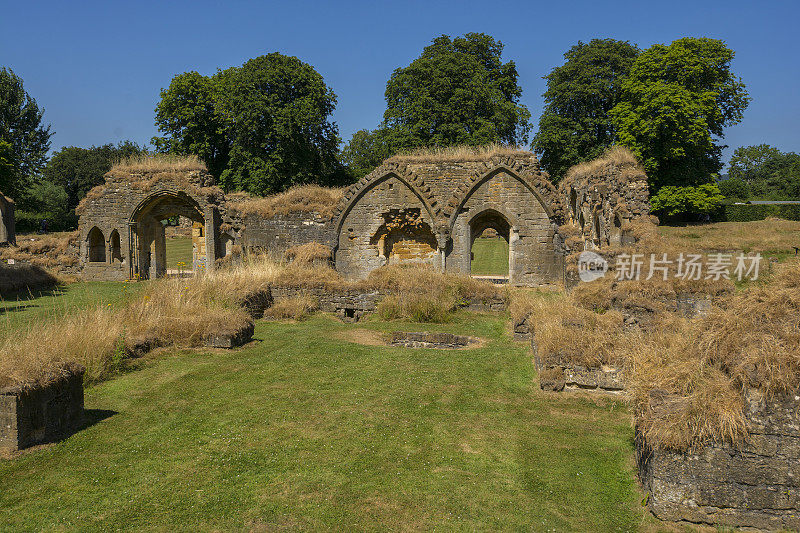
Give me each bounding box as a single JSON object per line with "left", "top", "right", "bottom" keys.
{"left": 270, "top": 286, "right": 385, "bottom": 322}
{"left": 532, "top": 339, "right": 625, "bottom": 392}
{"left": 0, "top": 366, "right": 85, "bottom": 451}
{"left": 204, "top": 321, "right": 255, "bottom": 349}
{"left": 390, "top": 331, "right": 477, "bottom": 349}
{"left": 637, "top": 390, "right": 800, "bottom": 530}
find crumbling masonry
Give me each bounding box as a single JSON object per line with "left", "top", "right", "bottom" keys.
{"left": 78, "top": 152, "right": 651, "bottom": 287}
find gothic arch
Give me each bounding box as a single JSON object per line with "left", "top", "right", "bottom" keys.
{"left": 333, "top": 163, "right": 443, "bottom": 241}
{"left": 444, "top": 163, "right": 563, "bottom": 231}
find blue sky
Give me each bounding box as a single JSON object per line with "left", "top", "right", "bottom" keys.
{"left": 2, "top": 0, "right": 798, "bottom": 167}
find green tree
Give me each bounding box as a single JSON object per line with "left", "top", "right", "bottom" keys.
{"left": 153, "top": 71, "right": 229, "bottom": 177}
{"left": 154, "top": 54, "right": 343, "bottom": 196}
{"left": 0, "top": 67, "right": 52, "bottom": 200}
{"left": 533, "top": 39, "right": 640, "bottom": 180}
{"left": 610, "top": 38, "right": 750, "bottom": 190}
{"left": 728, "top": 144, "right": 782, "bottom": 182}
{"left": 717, "top": 177, "right": 751, "bottom": 201}
{"left": 42, "top": 141, "right": 146, "bottom": 213}
{"left": 383, "top": 33, "right": 530, "bottom": 150}
{"left": 340, "top": 128, "right": 393, "bottom": 179}
{"left": 650, "top": 183, "right": 725, "bottom": 220}
{"left": 727, "top": 144, "right": 800, "bottom": 200}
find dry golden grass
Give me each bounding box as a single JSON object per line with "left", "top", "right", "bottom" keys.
{"left": 629, "top": 260, "right": 800, "bottom": 451}
{"left": 264, "top": 295, "right": 319, "bottom": 320}
{"left": 284, "top": 242, "right": 332, "bottom": 265}
{"left": 659, "top": 218, "right": 800, "bottom": 254}
{"left": 387, "top": 143, "right": 534, "bottom": 163}
{"left": 564, "top": 146, "right": 644, "bottom": 182}
{"left": 1, "top": 232, "right": 79, "bottom": 270}
{"left": 0, "top": 259, "right": 278, "bottom": 387}
{"left": 528, "top": 296, "right": 625, "bottom": 368}
{"left": 231, "top": 185, "right": 343, "bottom": 220}
{"left": 110, "top": 154, "right": 206, "bottom": 174}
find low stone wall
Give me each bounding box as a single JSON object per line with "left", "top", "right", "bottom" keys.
{"left": 0, "top": 367, "right": 85, "bottom": 451}
{"left": 390, "top": 331, "right": 477, "bottom": 349}
{"left": 637, "top": 390, "right": 800, "bottom": 530}
{"left": 270, "top": 286, "right": 385, "bottom": 322}
{"left": 532, "top": 339, "right": 625, "bottom": 392}
{"left": 465, "top": 295, "right": 506, "bottom": 313}
{"left": 204, "top": 321, "right": 255, "bottom": 349}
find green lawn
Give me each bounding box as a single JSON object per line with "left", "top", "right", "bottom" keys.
{"left": 0, "top": 298, "right": 651, "bottom": 531}
{"left": 165, "top": 236, "right": 194, "bottom": 270}
{"left": 471, "top": 237, "right": 509, "bottom": 276}
{"left": 0, "top": 282, "right": 143, "bottom": 336}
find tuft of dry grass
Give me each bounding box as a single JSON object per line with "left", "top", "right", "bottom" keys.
{"left": 110, "top": 154, "right": 206, "bottom": 174}
{"left": 528, "top": 296, "right": 625, "bottom": 368}
{"left": 564, "top": 146, "right": 644, "bottom": 182}
{"left": 387, "top": 143, "right": 535, "bottom": 163}
{"left": 0, "top": 259, "right": 278, "bottom": 388}
{"left": 264, "top": 295, "right": 319, "bottom": 320}
{"left": 231, "top": 185, "right": 343, "bottom": 220}
{"left": 1, "top": 232, "right": 79, "bottom": 271}
{"left": 284, "top": 242, "right": 332, "bottom": 266}
{"left": 629, "top": 260, "right": 800, "bottom": 451}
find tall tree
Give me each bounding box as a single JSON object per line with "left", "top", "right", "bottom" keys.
{"left": 533, "top": 39, "right": 639, "bottom": 181}
{"left": 153, "top": 71, "right": 229, "bottom": 178}
{"left": 340, "top": 128, "right": 393, "bottom": 180}
{"left": 383, "top": 33, "right": 530, "bottom": 149}
{"left": 154, "top": 54, "right": 343, "bottom": 196}
{"left": 726, "top": 144, "right": 800, "bottom": 200}
{"left": 42, "top": 141, "right": 146, "bottom": 212}
{"left": 0, "top": 67, "right": 52, "bottom": 200}
{"left": 610, "top": 38, "right": 750, "bottom": 190}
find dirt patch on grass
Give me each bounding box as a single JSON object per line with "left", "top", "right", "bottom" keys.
{"left": 339, "top": 328, "right": 487, "bottom": 350}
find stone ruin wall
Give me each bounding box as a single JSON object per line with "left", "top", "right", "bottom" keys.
{"left": 77, "top": 169, "right": 239, "bottom": 281}
{"left": 559, "top": 163, "right": 650, "bottom": 251}
{"left": 0, "top": 367, "right": 85, "bottom": 451}
{"left": 0, "top": 192, "right": 15, "bottom": 246}
{"left": 333, "top": 155, "right": 567, "bottom": 286}
{"left": 638, "top": 389, "right": 800, "bottom": 531}
{"left": 78, "top": 153, "right": 656, "bottom": 288}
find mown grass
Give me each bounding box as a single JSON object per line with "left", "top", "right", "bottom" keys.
{"left": 470, "top": 237, "right": 509, "bottom": 276}
{"left": 165, "top": 236, "right": 193, "bottom": 269}
{"left": 0, "top": 282, "right": 143, "bottom": 337}
{"left": 0, "top": 311, "right": 648, "bottom": 531}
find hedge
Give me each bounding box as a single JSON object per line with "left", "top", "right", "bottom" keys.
{"left": 715, "top": 204, "right": 800, "bottom": 222}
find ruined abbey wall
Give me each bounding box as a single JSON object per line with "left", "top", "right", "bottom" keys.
{"left": 0, "top": 193, "right": 15, "bottom": 246}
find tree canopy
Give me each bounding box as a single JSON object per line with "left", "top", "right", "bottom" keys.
{"left": 533, "top": 39, "right": 640, "bottom": 180}
{"left": 382, "top": 33, "right": 531, "bottom": 150}
{"left": 721, "top": 144, "right": 800, "bottom": 200}
{"left": 610, "top": 38, "right": 750, "bottom": 190}
{"left": 154, "top": 53, "right": 344, "bottom": 196}
{"left": 43, "top": 141, "right": 146, "bottom": 211}
{"left": 0, "top": 67, "right": 52, "bottom": 201}
{"left": 339, "top": 128, "right": 393, "bottom": 180}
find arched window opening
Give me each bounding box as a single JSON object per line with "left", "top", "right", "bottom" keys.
{"left": 110, "top": 230, "right": 122, "bottom": 262}
{"left": 88, "top": 227, "right": 106, "bottom": 263}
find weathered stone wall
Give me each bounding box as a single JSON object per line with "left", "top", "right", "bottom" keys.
{"left": 270, "top": 286, "right": 386, "bottom": 322}
{"left": 0, "top": 193, "right": 15, "bottom": 246}
{"left": 239, "top": 212, "right": 334, "bottom": 256}
{"left": 532, "top": 345, "right": 625, "bottom": 392}
{"left": 78, "top": 169, "right": 235, "bottom": 280}
{"left": 638, "top": 390, "right": 800, "bottom": 531}
{"left": 333, "top": 155, "right": 567, "bottom": 286}
{"left": 390, "top": 331, "right": 477, "bottom": 349}
{"left": 559, "top": 159, "right": 650, "bottom": 250}
{"left": 0, "top": 368, "right": 85, "bottom": 451}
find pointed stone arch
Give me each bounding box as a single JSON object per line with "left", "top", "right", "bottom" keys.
{"left": 332, "top": 163, "right": 443, "bottom": 239}
{"left": 443, "top": 160, "right": 564, "bottom": 230}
